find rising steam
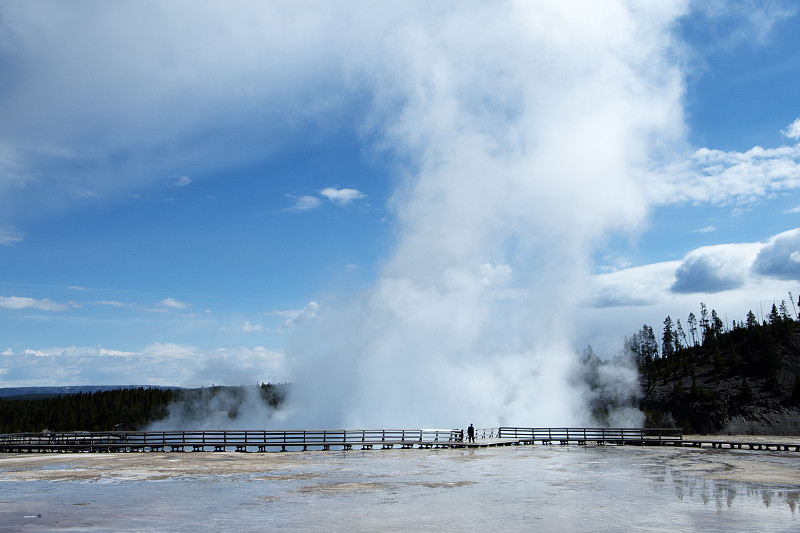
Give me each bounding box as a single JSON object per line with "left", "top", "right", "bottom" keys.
{"left": 281, "top": 1, "right": 688, "bottom": 428}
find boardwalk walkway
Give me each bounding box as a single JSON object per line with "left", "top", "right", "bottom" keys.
{"left": 1, "top": 427, "right": 798, "bottom": 453}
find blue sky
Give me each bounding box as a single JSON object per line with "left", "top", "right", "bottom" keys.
{"left": 1, "top": 1, "right": 799, "bottom": 426}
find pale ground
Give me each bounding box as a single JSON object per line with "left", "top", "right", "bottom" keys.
{"left": 2, "top": 436, "right": 799, "bottom": 487}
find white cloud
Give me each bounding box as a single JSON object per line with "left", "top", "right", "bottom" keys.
{"left": 688, "top": 1, "right": 796, "bottom": 49}
{"left": 479, "top": 263, "right": 512, "bottom": 287}
{"left": 751, "top": 228, "right": 800, "bottom": 280}
{"left": 167, "top": 175, "right": 192, "bottom": 188}
{"left": 783, "top": 118, "right": 800, "bottom": 140}
{"left": 0, "top": 343, "right": 288, "bottom": 387}
{"left": 588, "top": 229, "right": 800, "bottom": 310}
{"left": 320, "top": 187, "right": 365, "bottom": 205}
{"left": 692, "top": 225, "right": 716, "bottom": 233}
{"left": 91, "top": 300, "right": 129, "bottom": 308}
{"left": 652, "top": 119, "right": 800, "bottom": 206}
{"left": 284, "top": 195, "right": 321, "bottom": 212}
{"left": 241, "top": 320, "right": 263, "bottom": 332}
{"left": 279, "top": 301, "right": 319, "bottom": 331}
{"left": 0, "top": 296, "right": 71, "bottom": 311}
{"left": 0, "top": 225, "right": 24, "bottom": 245}
{"left": 671, "top": 243, "right": 760, "bottom": 294}
{"left": 158, "top": 298, "right": 190, "bottom": 310}
{"left": 579, "top": 230, "right": 800, "bottom": 357}
{"left": 588, "top": 261, "right": 679, "bottom": 308}
{"left": 142, "top": 342, "right": 198, "bottom": 358}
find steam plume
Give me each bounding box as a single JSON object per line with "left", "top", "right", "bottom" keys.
{"left": 284, "top": 1, "right": 687, "bottom": 428}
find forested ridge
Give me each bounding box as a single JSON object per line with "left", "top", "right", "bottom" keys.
{"left": 0, "top": 383, "right": 288, "bottom": 434}
{"left": 632, "top": 296, "right": 800, "bottom": 434}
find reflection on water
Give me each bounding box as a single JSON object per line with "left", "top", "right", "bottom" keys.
{"left": 1, "top": 445, "right": 798, "bottom": 532}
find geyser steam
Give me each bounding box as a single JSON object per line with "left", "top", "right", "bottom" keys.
{"left": 285, "top": 1, "right": 687, "bottom": 428}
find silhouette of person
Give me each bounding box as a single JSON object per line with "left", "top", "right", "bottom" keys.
{"left": 467, "top": 423, "right": 475, "bottom": 443}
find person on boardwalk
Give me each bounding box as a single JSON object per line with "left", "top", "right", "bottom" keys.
{"left": 467, "top": 424, "right": 475, "bottom": 443}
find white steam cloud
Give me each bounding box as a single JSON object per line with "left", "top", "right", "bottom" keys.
{"left": 283, "top": 1, "right": 688, "bottom": 428}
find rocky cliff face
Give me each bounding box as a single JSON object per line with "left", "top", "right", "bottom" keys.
{"left": 640, "top": 325, "right": 800, "bottom": 435}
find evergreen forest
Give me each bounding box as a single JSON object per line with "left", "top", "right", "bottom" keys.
{"left": 0, "top": 383, "right": 287, "bottom": 434}
{"left": 630, "top": 296, "right": 800, "bottom": 434}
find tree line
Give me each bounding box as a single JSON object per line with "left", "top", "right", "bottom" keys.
{"left": 623, "top": 292, "right": 800, "bottom": 376}
{"left": 628, "top": 293, "right": 800, "bottom": 432}
{"left": 0, "top": 383, "right": 288, "bottom": 434}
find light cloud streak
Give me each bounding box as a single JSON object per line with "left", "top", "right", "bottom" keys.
{"left": 284, "top": 195, "right": 322, "bottom": 212}
{"left": 0, "top": 296, "right": 71, "bottom": 311}
{"left": 0, "top": 225, "right": 23, "bottom": 245}
{"left": 158, "top": 298, "right": 190, "bottom": 310}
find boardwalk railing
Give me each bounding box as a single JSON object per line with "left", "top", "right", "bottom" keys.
{"left": 0, "top": 427, "right": 682, "bottom": 453}
{"left": 7, "top": 427, "right": 800, "bottom": 453}
{"left": 0, "top": 428, "right": 463, "bottom": 453}
{"left": 496, "top": 427, "right": 683, "bottom": 445}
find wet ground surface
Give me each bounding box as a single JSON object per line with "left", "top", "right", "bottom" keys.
{"left": 1, "top": 442, "right": 799, "bottom": 532}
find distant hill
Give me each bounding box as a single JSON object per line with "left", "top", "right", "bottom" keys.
{"left": 639, "top": 317, "right": 800, "bottom": 435}
{"left": 0, "top": 385, "right": 181, "bottom": 401}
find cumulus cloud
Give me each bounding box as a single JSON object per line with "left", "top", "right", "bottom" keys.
{"left": 320, "top": 187, "right": 365, "bottom": 205}
{"left": 588, "top": 261, "right": 680, "bottom": 308}
{"left": 0, "top": 343, "right": 288, "bottom": 387}
{"left": 671, "top": 243, "right": 760, "bottom": 294}
{"left": 751, "top": 228, "right": 800, "bottom": 280}
{"left": 0, "top": 296, "right": 71, "bottom": 311}
{"left": 652, "top": 118, "right": 800, "bottom": 206}
{"left": 0, "top": 225, "right": 24, "bottom": 245}
{"left": 588, "top": 229, "right": 800, "bottom": 310}
{"left": 783, "top": 118, "right": 800, "bottom": 140}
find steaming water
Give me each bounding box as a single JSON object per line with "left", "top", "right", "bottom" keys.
{"left": 2, "top": 445, "right": 799, "bottom": 532}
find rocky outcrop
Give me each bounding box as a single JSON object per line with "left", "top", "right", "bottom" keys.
{"left": 640, "top": 325, "right": 800, "bottom": 435}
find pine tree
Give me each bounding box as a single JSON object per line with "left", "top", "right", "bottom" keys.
{"left": 662, "top": 316, "right": 675, "bottom": 359}
{"left": 768, "top": 303, "right": 781, "bottom": 326}
{"left": 700, "top": 303, "right": 710, "bottom": 344}
{"left": 687, "top": 312, "right": 697, "bottom": 346}
{"left": 675, "top": 319, "right": 687, "bottom": 352}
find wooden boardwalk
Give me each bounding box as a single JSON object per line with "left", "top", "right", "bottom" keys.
{"left": 681, "top": 438, "right": 800, "bottom": 451}
{"left": 1, "top": 427, "right": 798, "bottom": 454}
